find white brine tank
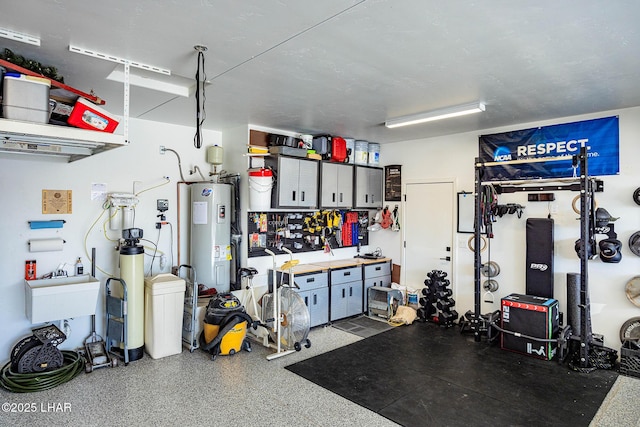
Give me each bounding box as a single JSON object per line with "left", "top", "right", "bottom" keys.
{"left": 190, "top": 183, "right": 232, "bottom": 294}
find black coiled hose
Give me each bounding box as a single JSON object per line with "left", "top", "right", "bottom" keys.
{"left": 0, "top": 351, "right": 84, "bottom": 393}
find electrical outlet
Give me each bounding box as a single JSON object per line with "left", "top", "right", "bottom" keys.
{"left": 159, "top": 145, "right": 166, "bottom": 155}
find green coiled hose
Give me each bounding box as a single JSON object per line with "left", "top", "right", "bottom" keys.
{"left": 0, "top": 350, "right": 84, "bottom": 393}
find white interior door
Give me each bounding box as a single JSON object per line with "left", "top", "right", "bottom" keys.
{"left": 403, "top": 181, "right": 454, "bottom": 290}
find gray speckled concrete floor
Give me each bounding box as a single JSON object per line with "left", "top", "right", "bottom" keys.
{"left": 0, "top": 325, "right": 399, "bottom": 427}
{"left": 590, "top": 375, "right": 640, "bottom": 427}
{"left": 1, "top": 324, "right": 639, "bottom": 427}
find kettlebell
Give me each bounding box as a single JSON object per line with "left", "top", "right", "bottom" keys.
{"left": 599, "top": 238, "right": 622, "bottom": 263}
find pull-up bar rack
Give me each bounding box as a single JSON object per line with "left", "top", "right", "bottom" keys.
{"left": 462, "top": 146, "right": 612, "bottom": 371}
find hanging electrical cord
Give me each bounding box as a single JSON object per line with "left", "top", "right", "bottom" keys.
{"left": 134, "top": 177, "right": 170, "bottom": 197}
{"left": 0, "top": 351, "right": 84, "bottom": 393}
{"left": 193, "top": 45, "right": 207, "bottom": 149}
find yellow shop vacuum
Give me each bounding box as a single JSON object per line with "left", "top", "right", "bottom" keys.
{"left": 199, "top": 293, "right": 253, "bottom": 359}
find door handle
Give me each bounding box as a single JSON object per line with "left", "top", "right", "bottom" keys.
{"left": 439, "top": 256, "right": 451, "bottom": 261}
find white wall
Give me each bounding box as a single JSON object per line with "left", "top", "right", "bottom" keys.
{"left": 372, "top": 107, "right": 640, "bottom": 349}
{"left": 0, "top": 118, "right": 222, "bottom": 354}
{"left": 3, "top": 107, "right": 637, "bottom": 358}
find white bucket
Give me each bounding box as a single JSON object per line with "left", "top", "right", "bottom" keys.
{"left": 248, "top": 168, "right": 273, "bottom": 211}
{"left": 368, "top": 142, "right": 380, "bottom": 166}
{"left": 344, "top": 138, "right": 355, "bottom": 164}
{"left": 354, "top": 140, "right": 369, "bottom": 165}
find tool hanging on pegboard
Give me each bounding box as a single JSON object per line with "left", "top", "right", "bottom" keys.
{"left": 391, "top": 205, "right": 400, "bottom": 232}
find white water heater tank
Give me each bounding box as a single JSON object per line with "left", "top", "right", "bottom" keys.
{"left": 190, "top": 183, "right": 231, "bottom": 293}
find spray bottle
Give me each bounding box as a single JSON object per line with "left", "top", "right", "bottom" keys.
{"left": 75, "top": 257, "right": 84, "bottom": 276}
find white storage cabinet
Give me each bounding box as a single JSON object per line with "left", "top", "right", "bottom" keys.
{"left": 292, "top": 270, "right": 329, "bottom": 328}
{"left": 319, "top": 162, "right": 353, "bottom": 208}
{"left": 330, "top": 266, "right": 363, "bottom": 321}
{"left": 265, "top": 155, "right": 319, "bottom": 208}
{"left": 354, "top": 165, "right": 383, "bottom": 209}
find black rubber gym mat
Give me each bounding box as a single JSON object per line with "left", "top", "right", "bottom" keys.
{"left": 286, "top": 322, "right": 618, "bottom": 427}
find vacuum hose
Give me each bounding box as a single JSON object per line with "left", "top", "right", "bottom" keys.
{"left": 0, "top": 350, "right": 84, "bottom": 393}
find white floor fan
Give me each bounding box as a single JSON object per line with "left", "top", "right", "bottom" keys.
{"left": 244, "top": 248, "right": 311, "bottom": 360}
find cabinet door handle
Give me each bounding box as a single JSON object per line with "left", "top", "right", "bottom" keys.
{"left": 332, "top": 193, "right": 336, "bottom": 203}
{"left": 292, "top": 190, "right": 296, "bottom": 201}
{"left": 375, "top": 266, "right": 381, "bottom": 271}
{"left": 342, "top": 288, "right": 345, "bottom": 298}
{"left": 306, "top": 277, "right": 315, "bottom": 283}
{"left": 301, "top": 191, "right": 305, "bottom": 201}
{"left": 371, "top": 194, "right": 374, "bottom": 203}
{"left": 349, "top": 287, "right": 353, "bottom": 297}
{"left": 344, "top": 271, "right": 351, "bottom": 276}
{"left": 313, "top": 294, "right": 317, "bottom": 305}
{"left": 339, "top": 193, "right": 343, "bottom": 203}
{"left": 304, "top": 296, "right": 309, "bottom": 306}
{"left": 365, "top": 194, "right": 369, "bottom": 203}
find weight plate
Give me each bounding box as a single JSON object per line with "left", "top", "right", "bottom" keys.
{"left": 633, "top": 187, "right": 640, "bottom": 206}
{"left": 620, "top": 316, "right": 640, "bottom": 345}
{"left": 483, "top": 279, "right": 499, "bottom": 292}
{"left": 481, "top": 261, "right": 500, "bottom": 277}
{"left": 629, "top": 231, "right": 640, "bottom": 257}
{"left": 625, "top": 276, "right": 640, "bottom": 308}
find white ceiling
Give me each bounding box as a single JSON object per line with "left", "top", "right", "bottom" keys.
{"left": 3, "top": 1, "right": 640, "bottom": 144}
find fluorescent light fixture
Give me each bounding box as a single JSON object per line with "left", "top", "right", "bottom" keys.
{"left": 0, "top": 27, "right": 40, "bottom": 46}
{"left": 385, "top": 101, "right": 486, "bottom": 129}
{"left": 106, "top": 66, "right": 195, "bottom": 97}
{"left": 69, "top": 45, "right": 171, "bottom": 75}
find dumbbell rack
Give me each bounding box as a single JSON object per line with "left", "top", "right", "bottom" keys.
{"left": 417, "top": 270, "right": 458, "bottom": 327}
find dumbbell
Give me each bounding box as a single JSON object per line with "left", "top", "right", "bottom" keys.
{"left": 436, "top": 289, "right": 453, "bottom": 299}
{"left": 438, "top": 311, "right": 455, "bottom": 325}
{"left": 436, "top": 297, "right": 456, "bottom": 310}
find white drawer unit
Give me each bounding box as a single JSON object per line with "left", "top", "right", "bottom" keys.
{"left": 330, "top": 265, "right": 362, "bottom": 285}
{"left": 281, "top": 270, "right": 329, "bottom": 328}
{"left": 330, "top": 266, "right": 363, "bottom": 321}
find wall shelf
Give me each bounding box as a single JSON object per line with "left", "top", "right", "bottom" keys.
{"left": 0, "top": 118, "right": 127, "bottom": 162}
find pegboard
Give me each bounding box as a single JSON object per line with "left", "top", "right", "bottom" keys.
{"left": 247, "top": 210, "right": 369, "bottom": 257}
